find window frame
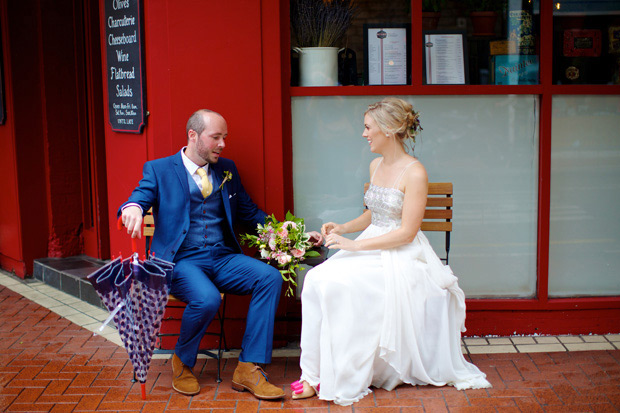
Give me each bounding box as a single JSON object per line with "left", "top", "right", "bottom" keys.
{"left": 282, "top": 0, "right": 620, "bottom": 312}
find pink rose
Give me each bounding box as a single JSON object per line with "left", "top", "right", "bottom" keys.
{"left": 277, "top": 228, "right": 288, "bottom": 238}
{"left": 291, "top": 248, "right": 305, "bottom": 258}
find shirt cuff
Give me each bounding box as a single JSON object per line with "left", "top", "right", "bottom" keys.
{"left": 122, "top": 203, "right": 143, "bottom": 214}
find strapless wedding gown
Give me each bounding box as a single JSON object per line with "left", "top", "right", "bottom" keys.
{"left": 299, "top": 182, "right": 491, "bottom": 406}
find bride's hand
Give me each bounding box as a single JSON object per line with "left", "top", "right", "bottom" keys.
{"left": 325, "top": 233, "right": 357, "bottom": 251}
{"left": 321, "top": 222, "right": 344, "bottom": 237}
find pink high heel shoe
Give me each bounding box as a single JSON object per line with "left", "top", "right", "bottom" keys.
{"left": 290, "top": 380, "right": 318, "bottom": 400}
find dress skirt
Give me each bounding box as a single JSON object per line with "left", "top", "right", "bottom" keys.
{"left": 299, "top": 224, "right": 491, "bottom": 406}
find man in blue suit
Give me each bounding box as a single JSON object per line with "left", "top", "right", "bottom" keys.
{"left": 120, "top": 109, "right": 321, "bottom": 399}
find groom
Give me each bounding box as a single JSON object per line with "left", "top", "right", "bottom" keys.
{"left": 120, "top": 109, "right": 321, "bottom": 399}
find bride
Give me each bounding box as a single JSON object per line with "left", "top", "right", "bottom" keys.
{"left": 290, "top": 97, "right": 491, "bottom": 406}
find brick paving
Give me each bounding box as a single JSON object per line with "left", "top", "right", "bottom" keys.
{"left": 1, "top": 283, "right": 620, "bottom": 412}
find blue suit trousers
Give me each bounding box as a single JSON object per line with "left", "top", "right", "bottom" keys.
{"left": 170, "top": 245, "right": 282, "bottom": 368}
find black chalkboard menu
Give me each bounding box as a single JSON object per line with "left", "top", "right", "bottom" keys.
{"left": 105, "top": 0, "right": 146, "bottom": 133}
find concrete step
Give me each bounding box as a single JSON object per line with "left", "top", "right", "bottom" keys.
{"left": 33, "top": 255, "right": 107, "bottom": 308}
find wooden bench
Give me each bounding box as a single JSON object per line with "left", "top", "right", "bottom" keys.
{"left": 144, "top": 208, "right": 228, "bottom": 383}
{"left": 365, "top": 182, "right": 453, "bottom": 264}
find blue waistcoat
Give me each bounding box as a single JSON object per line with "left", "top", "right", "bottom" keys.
{"left": 179, "top": 170, "right": 226, "bottom": 250}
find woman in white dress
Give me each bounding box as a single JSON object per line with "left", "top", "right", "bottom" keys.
{"left": 290, "top": 97, "right": 491, "bottom": 406}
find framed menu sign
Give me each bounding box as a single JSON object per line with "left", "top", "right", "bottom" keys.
{"left": 105, "top": 0, "right": 146, "bottom": 133}
{"left": 423, "top": 30, "right": 468, "bottom": 85}
{"left": 364, "top": 24, "right": 411, "bottom": 85}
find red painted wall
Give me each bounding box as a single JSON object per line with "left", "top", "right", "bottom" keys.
{"left": 0, "top": 0, "right": 49, "bottom": 277}
{"left": 101, "top": 1, "right": 290, "bottom": 346}
{"left": 0, "top": 1, "right": 24, "bottom": 276}
{"left": 39, "top": 0, "right": 86, "bottom": 258}
{"left": 0, "top": 0, "right": 104, "bottom": 277}
{"left": 103, "top": 1, "right": 285, "bottom": 255}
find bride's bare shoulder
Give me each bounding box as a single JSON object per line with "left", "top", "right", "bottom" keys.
{"left": 369, "top": 157, "right": 383, "bottom": 175}
{"left": 404, "top": 161, "right": 428, "bottom": 190}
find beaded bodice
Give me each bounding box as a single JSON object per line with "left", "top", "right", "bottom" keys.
{"left": 364, "top": 184, "right": 404, "bottom": 228}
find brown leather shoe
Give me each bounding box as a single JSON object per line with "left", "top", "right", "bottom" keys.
{"left": 231, "top": 361, "right": 284, "bottom": 400}
{"left": 171, "top": 353, "right": 200, "bottom": 396}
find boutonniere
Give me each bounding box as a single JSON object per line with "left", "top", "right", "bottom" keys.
{"left": 219, "top": 170, "right": 233, "bottom": 190}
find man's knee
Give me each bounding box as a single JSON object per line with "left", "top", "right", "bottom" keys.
{"left": 187, "top": 291, "right": 222, "bottom": 317}
{"left": 269, "top": 266, "right": 283, "bottom": 288}
{"left": 258, "top": 265, "right": 283, "bottom": 290}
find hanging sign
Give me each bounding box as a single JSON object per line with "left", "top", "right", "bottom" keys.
{"left": 104, "top": 0, "right": 146, "bottom": 133}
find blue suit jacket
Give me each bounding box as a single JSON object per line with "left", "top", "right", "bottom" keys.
{"left": 118, "top": 152, "right": 267, "bottom": 261}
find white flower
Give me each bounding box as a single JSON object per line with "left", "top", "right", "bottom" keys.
{"left": 283, "top": 221, "right": 298, "bottom": 230}
{"left": 277, "top": 254, "right": 292, "bottom": 265}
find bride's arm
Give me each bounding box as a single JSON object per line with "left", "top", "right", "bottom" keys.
{"left": 321, "top": 209, "right": 372, "bottom": 236}
{"left": 324, "top": 166, "right": 428, "bottom": 251}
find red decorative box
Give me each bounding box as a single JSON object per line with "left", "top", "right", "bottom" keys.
{"left": 563, "top": 29, "right": 602, "bottom": 57}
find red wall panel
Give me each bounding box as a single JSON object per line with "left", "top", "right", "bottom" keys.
{"left": 0, "top": 0, "right": 49, "bottom": 277}
{"left": 101, "top": 1, "right": 282, "bottom": 343}
{"left": 0, "top": 1, "right": 23, "bottom": 275}
{"left": 104, "top": 1, "right": 270, "bottom": 259}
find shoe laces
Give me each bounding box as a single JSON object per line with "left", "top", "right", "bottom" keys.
{"left": 251, "top": 364, "right": 269, "bottom": 382}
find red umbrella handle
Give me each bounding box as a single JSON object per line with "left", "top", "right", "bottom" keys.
{"left": 117, "top": 217, "right": 139, "bottom": 254}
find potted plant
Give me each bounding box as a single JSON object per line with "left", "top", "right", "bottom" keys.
{"left": 466, "top": 0, "right": 505, "bottom": 36}
{"left": 422, "top": 0, "right": 446, "bottom": 30}
{"left": 290, "top": 0, "right": 356, "bottom": 86}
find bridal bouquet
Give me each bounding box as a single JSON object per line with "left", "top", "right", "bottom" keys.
{"left": 241, "top": 212, "right": 320, "bottom": 297}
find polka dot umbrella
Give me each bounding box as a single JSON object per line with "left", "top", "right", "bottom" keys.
{"left": 87, "top": 226, "right": 173, "bottom": 399}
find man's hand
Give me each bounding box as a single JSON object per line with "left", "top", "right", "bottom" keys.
{"left": 121, "top": 206, "right": 143, "bottom": 239}
{"left": 307, "top": 231, "right": 324, "bottom": 246}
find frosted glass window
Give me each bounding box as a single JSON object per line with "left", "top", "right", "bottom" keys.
{"left": 549, "top": 96, "right": 620, "bottom": 297}
{"left": 292, "top": 95, "right": 539, "bottom": 297}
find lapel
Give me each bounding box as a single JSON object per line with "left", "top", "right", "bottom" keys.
{"left": 173, "top": 152, "right": 190, "bottom": 202}
{"left": 210, "top": 165, "right": 222, "bottom": 192}
{"left": 211, "top": 163, "right": 233, "bottom": 225}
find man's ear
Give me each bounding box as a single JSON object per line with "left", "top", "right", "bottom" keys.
{"left": 188, "top": 129, "right": 197, "bottom": 142}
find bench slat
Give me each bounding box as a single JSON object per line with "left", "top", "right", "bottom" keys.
{"left": 423, "top": 210, "right": 453, "bottom": 219}
{"left": 427, "top": 182, "right": 453, "bottom": 195}
{"left": 426, "top": 198, "right": 453, "bottom": 207}
{"left": 420, "top": 221, "right": 452, "bottom": 232}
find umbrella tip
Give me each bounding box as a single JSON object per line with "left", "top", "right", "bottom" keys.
{"left": 141, "top": 383, "right": 146, "bottom": 399}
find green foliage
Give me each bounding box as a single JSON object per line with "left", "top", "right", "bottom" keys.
{"left": 465, "top": 0, "right": 506, "bottom": 13}
{"left": 422, "top": 0, "right": 446, "bottom": 13}
{"left": 241, "top": 211, "right": 320, "bottom": 297}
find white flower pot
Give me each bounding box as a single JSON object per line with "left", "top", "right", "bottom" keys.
{"left": 293, "top": 47, "right": 339, "bottom": 87}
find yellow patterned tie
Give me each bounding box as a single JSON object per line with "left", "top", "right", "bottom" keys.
{"left": 196, "top": 167, "right": 212, "bottom": 198}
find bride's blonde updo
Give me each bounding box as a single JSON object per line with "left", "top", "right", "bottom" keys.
{"left": 365, "top": 97, "right": 422, "bottom": 147}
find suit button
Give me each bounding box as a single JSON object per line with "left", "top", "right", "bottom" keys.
{"left": 205, "top": 225, "right": 208, "bottom": 229}
{"left": 171, "top": 250, "right": 175, "bottom": 255}
{"left": 203, "top": 210, "right": 206, "bottom": 213}
{"left": 182, "top": 230, "right": 187, "bottom": 234}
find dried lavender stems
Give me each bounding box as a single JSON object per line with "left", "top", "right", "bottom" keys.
{"left": 291, "top": 0, "right": 356, "bottom": 48}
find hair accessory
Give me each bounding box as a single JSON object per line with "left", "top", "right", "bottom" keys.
{"left": 410, "top": 110, "right": 423, "bottom": 137}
